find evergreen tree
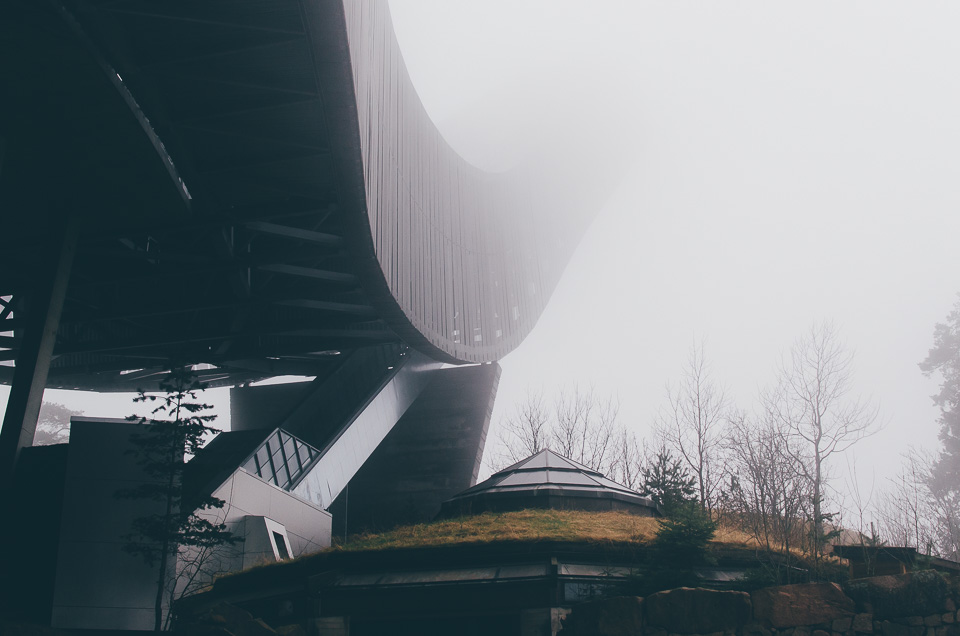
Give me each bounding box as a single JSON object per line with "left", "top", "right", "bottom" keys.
{"left": 117, "top": 367, "right": 238, "bottom": 632}
{"left": 652, "top": 500, "right": 718, "bottom": 569}
{"left": 638, "top": 446, "right": 697, "bottom": 513}
{"left": 34, "top": 401, "right": 82, "bottom": 445}
{"left": 920, "top": 297, "right": 960, "bottom": 490}
{"left": 621, "top": 500, "right": 717, "bottom": 596}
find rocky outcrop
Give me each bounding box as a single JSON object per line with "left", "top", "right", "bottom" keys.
{"left": 645, "top": 587, "right": 752, "bottom": 634}
{"left": 178, "top": 602, "right": 280, "bottom": 636}
{"left": 843, "top": 571, "right": 955, "bottom": 620}
{"left": 752, "top": 582, "right": 855, "bottom": 628}
{"left": 561, "top": 596, "right": 644, "bottom": 636}
{"left": 560, "top": 573, "right": 959, "bottom": 636}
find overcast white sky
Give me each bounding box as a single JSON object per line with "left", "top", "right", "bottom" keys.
{"left": 3, "top": 1, "right": 959, "bottom": 510}
{"left": 387, "top": 1, "right": 960, "bottom": 493}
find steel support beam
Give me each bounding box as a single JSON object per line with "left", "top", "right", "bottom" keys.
{"left": 0, "top": 219, "right": 77, "bottom": 487}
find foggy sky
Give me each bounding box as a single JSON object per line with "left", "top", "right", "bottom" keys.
{"left": 387, "top": 1, "right": 960, "bottom": 495}
{"left": 3, "top": 2, "right": 960, "bottom": 513}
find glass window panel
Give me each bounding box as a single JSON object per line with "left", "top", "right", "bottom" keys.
{"left": 498, "top": 472, "right": 549, "bottom": 486}
{"left": 283, "top": 436, "right": 297, "bottom": 465}
{"left": 519, "top": 454, "right": 550, "bottom": 469}
{"left": 265, "top": 450, "right": 281, "bottom": 484}
{"left": 255, "top": 447, "right": 270, "bottom": 476}
{"left": 546, "top": 454, "right": 583, "bottom": 470}
{"left": 297, "top": 443, "right": 314, "bottom": 467}
{"left": 546, "top": 471, "right": 596, "bottom": 486}
{"left": 271, "top": 445, "right": 285, "bottom": 466}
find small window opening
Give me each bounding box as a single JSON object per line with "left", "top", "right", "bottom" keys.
{"left": 272, "top": 531, "right": 290, "bottom": 560}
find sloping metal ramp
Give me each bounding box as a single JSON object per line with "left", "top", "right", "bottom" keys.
{"left": 230, "top": 345, "right": 441, "bottom": 508}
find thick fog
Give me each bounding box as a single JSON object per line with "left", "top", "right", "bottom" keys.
{"left": 387, "top": 1, "right": 960, "bottom": 490}
{"left": 2, "top": 2, "right": 959, "bottom": 511}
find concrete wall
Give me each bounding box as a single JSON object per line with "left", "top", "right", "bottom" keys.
{"left": 210, "top": 469, "right": 331, "bottom": 561}
{"left": 52, "top": 419, "right": 331, "bottom": 631}
{"left": 52, "top": 419, "right": 170, "bottom": 631}
{"left": 171, "top": 461, "right": 332, "bottom": 601}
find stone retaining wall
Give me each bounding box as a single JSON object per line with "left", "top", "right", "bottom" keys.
{"left": 561, "top": 571, "right": 959, "bottom": 636}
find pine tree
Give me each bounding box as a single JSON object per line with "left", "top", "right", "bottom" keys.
{"left": 920, "top": 297, "right": 960, "bottom": 490}
{"left": 638, "top": 446, "right": 697, "bottom": 514}
{"left": 117, "top": 367, "right": 239, "bottom": 632}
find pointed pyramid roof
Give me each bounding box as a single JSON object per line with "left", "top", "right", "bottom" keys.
{"left": 440, "top": 449, "right": 660, "bottom": 518}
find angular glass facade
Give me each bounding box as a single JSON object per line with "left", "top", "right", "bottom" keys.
{"left": 242, "top": 429, "right": 320, "bottom": 491}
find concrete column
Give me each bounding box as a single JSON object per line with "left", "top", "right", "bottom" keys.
{"left": 520, "top": 607, "right": 570, "bottom": 636}
{"left": 0, "top": 217, "right": 77, "bottom": 487}
{"left": 311, "top": 617, "right": 349, "bottom": 635}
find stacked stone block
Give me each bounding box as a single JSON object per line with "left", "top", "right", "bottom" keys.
{"left": 561, "top": 571, "right": 959, "bottom": 636}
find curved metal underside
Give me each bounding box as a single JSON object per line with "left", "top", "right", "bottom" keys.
{"left": 0, "top": 0, "right": 598, "bottom": 390}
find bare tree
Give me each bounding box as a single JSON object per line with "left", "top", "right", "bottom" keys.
{"left": 839, "top": 456, "right": 888, "bottom": 577}
{"left": 610, "top": 427, "right": 644, "bottom": 490}
{"left": 881, "top": 449, "right": 960, "bottom": 560}
{"left": 168, "top": 504, "right": 246, "bottom": 626}
{"left": 659, "top": 341, "right": 729, "bottom": 512}
{"left": 552, "top": 385, "right": 619, "bottom": 474}
{"left": 927, "top": 481, "right": 960, "bottom": 559}
{"left": 492, "top": 387, "right": 623, "bottom": 476}
{"left": 876, "top": 450, "right": 939, "bottom": 554}
{"left": 495, "top": 389, "right": 551, "bottom": 466}
{"left": 766, "top": 322, "right": 878, "bottom": 571}
{"left": 726, "top": 409, "right": 807, "bottom": 570}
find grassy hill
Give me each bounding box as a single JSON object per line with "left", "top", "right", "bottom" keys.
{"left": 332, "top": 509, "right": 757, "bottom": 552}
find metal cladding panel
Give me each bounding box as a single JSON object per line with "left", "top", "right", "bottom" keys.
{"left": 327, "top": 362, "right": 499, "bottom": 534}
{"left": 1, "top": 0, "right": 605, "bottom": 395}
{"left": 290, "top": 349, "right": 441, "bottom": 509}
{"left": 337, "top": 1, "right": 596, "bottom": 363}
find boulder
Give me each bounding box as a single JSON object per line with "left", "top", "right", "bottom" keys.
{"left": 561, "top": 596, "right": 644, "bottom": 636}
{"left": 752, "top": 582, "right": 854, "bottom": 628}
{"left": 645, "top": 587, "right": 752, "bottom": 634}
{"left": 852, "top": 613, "right": 874, "bottom": 632}
{"left": 198, "top": 602, "right": 255, "bottom": 626}
{"left": 179, "top": 603, "right": 258, "bottom": 635}
{"left": 843, "top": 572, "right": 951, "bottom": 619}
{"left": 879, "top": 621, "right": 910, "bottom": 636}
{"left": 833, "top": 617, "right": 853, "bottom": 631}
{"left": 231, "top": 618, "right": 279, "bottom": 636}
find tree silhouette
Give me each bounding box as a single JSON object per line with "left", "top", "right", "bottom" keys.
{"left": 638, "top": 445, "right": 697, "bottom": 514}
{"left": 766, "top": 322, "right": 877, "bottom": 575}
{"left": 117, "top": 367, "right": 239, "bottom": 632}
{"left": 917, "top": 298, "right": 960, "bottom": 558}
{"left": 920, "top": 297, "right": 960, "bottom": 491}
{"left": 34, "top": 401, "right": 81, "bottom": 445}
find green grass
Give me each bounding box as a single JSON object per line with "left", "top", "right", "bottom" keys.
{"left": 330, "top": 509, "right": 757, "bottom": 552}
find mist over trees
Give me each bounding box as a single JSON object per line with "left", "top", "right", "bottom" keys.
{"left": 880, "top": 296, "right": 960, "bottom": 560}
{"left": 656, "top": 341, "right": 727, "bottom": 513}
{"left": 765, "top": 322, "right": 878, "bottom": 570}
{"left": 491, "top": 309, "right": 960, "bottom": 570}
{"left": 495, "top": 385, "right": 626, "bottom": 481}
{"left": 33, "top": 401, "right": 82, "bottom": 445}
